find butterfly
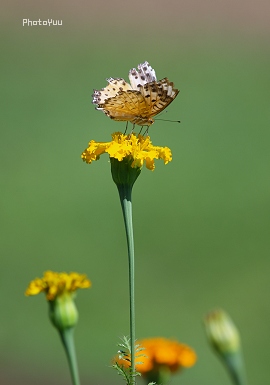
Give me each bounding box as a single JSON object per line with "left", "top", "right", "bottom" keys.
{"left": 92, "top": 61, "right": 179, "bottom": 127}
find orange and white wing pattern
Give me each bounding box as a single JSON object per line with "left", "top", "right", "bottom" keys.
{"left": 138, "top": 77, "right": 179, "bottom": 118}
{"left": 95, "top": 90, "right": 153, "bottom": 126}
{"left": 92, "top": 61, "right": 179, "bottom": 126}
{"left": 93, "top": 77, "right": 132, "bottom": 105}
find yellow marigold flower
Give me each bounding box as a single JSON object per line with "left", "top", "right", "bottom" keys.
{"left": 115, "top": 337, "right": 196, "bottom": 383}
{"left": 25, "top": 271, "right": 91, "bottom": 301}
{"left": 81, "top": 132, "right": 172, "bottom": 171}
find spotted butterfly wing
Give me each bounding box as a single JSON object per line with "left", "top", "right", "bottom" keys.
{"left": 96, "top": 90, "right": 151, "bottom": 126}
{"left": 92, "top": 61, "right": 179, "bottom": 126}
{"left": 128, "top": 61, "right": 157, "bottom": 89}
{"left": 138, "top": 78, "right": 179, "bottom": 118}
{"left": 93, "top": 78, "right": 132, "bottom": 104}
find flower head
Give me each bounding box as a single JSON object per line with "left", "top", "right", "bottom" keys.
{"left": 81, "top": 132, "right": 172, "bottom": 172}
{"left": 25, "top": 270, "right": 91, "bottom": 301}
{"left": 25, "top": 271, "right": 91, "bottom": 331}
{"left": 114, "top": 337, "right": 196, "bottom": 383}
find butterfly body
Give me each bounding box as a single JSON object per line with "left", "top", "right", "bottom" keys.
{"left": 92, "top": 62, "right": 179, "bottom": 127}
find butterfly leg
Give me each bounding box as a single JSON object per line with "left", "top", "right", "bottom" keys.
{"left": 130, "top": 123, "right": 135, "bottom": 134}
{"left": 124, "top": 122, "right": 129, "bottom": 135}
{"left": 143, "top": 127, "right": 149, "bottom": 136}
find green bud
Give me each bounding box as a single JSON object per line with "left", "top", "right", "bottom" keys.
{"left": 49, "top": 292, "right": 78, "bottom": 331}
{"left": 204, "top": 309, "right": 240, "bottom": 354}
{"left": 204, "top": 309, "right": 248, "bottom": 385}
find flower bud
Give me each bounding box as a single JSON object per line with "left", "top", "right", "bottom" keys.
{"left": 204, "top": 309, "right": 248, "bottom": 385}
{"left": 49, "top": 292, "right": 78, "bottom": 331}
{"left": 25, "top": 271, "right": 91, "bottom": 331}
{"left": 204, "top": 309, "right": 240, "bottom": 354}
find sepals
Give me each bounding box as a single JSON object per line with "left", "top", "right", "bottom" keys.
{"left": 110, "top": 156, "right": 141, "bottom": 188}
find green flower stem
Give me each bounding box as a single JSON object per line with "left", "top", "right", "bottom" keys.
{"left": 224, "top": 352, "right": 248, "bottom": 385}
{"left": 59, "top": 327, "right": 81, "bottom": 385}
{"left": 117, "top": 183, "right": 136, "bottom": 385}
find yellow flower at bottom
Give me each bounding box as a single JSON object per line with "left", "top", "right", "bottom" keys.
{"left": 25, "top": 271, "right": 91, "bottom": 301}
{"left": 81, "top": 132, "right": 172, "bottom": 171}
{"left": 114, "top": 337, "right": 196, "bottom": 383}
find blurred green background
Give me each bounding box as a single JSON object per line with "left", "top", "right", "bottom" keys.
{"left": 1, "top": 1, "right": 270, "bottom": 384}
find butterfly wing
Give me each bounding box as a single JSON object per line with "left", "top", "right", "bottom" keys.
{"left": 92, "top": 63, "right": 179, "bottom": 126}
{"left": 128, "top": 61, "right": 157, "bottom": 90}
{"left": 92, "top": 78, "right": 132, "bottom": 105}
{"left": 96, "top": 90, "right": 151, "bottom": 124}
{"left": 138, "top": 78, "right": 179, "bottom": 118}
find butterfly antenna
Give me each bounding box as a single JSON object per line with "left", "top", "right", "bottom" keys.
{"left": 155, "top": 119, "right": 181, "bottom": 123}
{"left": 156, "top": 109, "right": 168, "bottom": 118}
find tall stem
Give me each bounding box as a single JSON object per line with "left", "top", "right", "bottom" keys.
{"left": 117, "top": 184, "right": 136, "bottom": 385}
{"left": 59, "top": 328, "right": 81, "bottom": 385}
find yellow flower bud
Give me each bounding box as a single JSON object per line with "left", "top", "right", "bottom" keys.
{"left": 25, "top": 271, "right": 91, "bottom": 331}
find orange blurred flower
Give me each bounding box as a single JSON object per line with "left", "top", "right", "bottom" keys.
{"left": 115, "top": 337, "right": 196, "bottom": 383}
